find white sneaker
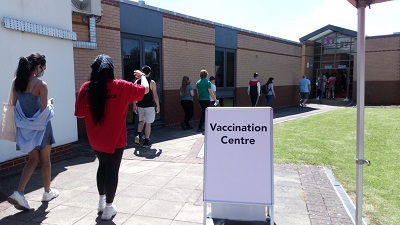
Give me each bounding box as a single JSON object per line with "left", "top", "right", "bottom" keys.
{"left": 42, "top": 188, "right": 59, "bottom": 202}
{"left": 7, "top": 191, "right": 31, "bottom": 211}
{"left": 101, "top": 204, "right": 117, "bottom": 220}
{"left": 134, "top": 135, "right": 140, "bottom": 145}
{"left": 98, "top": 196, "right": 106, "bottom": 212}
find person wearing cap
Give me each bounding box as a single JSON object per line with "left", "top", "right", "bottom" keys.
{"left": 74, "top": 54, "right": 149, "bottom": 220}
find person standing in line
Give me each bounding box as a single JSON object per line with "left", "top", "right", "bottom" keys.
{"left": 134, "top": 65, "right": 160, "bottom": 148}
{"left": 7, "top": 53, "right": 58, "bottom": 211}
{"left": 327, "top": 73, "right": 337, "bottom": 99}
{"left": 75, "top": 54, "right": 149, "bottom": 220}
{"left": 196, "top": 70, "right": 218, "bottom": 132}
{"left": 248, "top": 72, "right": 260, "bottom": 106}
{"left": 209, "top": 76, "right": 217, "bottom": 106}
{"left": 179, "top": 76, "right": 194, "bottom": 130}
{"left": 299, "top": 75, "right": 311, "bottom": 107}
{"left": 264, "top": 77, "right": 276, "bottom": 107}
{"left": 317, "top": 73, "right": 327, "bottom": 103}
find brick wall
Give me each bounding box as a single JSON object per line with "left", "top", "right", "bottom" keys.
{"left": 162, "top": 15, "right": 215, "bottom": 124}
{"left": 162, "top": 15, "right": 215, "bottom": 90}
{"left": 237, "top": 32, "right": 302, "bottom": 87}
{"left": 0, "top": 144, "right": 72, "bottom": 175}
{"left": 301, "top": 40, "right": 314, "bottom": 78}
{"left": 352, "top": 35, "right": 400, "bottom": 104}
{"left": 236, "top": 32, "right": 302, "bottom": 109}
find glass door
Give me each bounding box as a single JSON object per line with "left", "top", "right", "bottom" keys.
{"left": 144, "top": 40, "right": 161, "bottom": 120}
{"left": 121, "top": 35, "right": 163, "bottom": 126}
{"left": 122, "top": 38, "right": 140, "bottom": 124}
{"left": 215, "top": 48, "right": 236, "bottom": 106}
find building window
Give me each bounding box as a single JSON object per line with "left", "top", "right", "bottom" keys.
{"left": 215, "top": 48, "right": 236, "bottom": 105}
{"left": 215, "top": 48, "right": 235, "bottom": 88}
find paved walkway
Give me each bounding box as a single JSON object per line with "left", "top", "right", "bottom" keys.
{"left": 0, "top": 102, "right": 356, "bottom": 225}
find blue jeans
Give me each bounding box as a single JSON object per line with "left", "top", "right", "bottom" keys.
{"left": 319, "top": 89, "right": 324, "bottom": 101}
{"left": 266, "top": 95, "right": 273, "bottom": 107}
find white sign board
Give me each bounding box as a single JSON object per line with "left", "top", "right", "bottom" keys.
{"left": 203, "top": 107, "right": 273, "bottom": 205}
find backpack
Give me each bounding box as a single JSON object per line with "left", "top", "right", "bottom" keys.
{"left": 261, "top": 83, "right": 269, "bottom": 94}
{"left": 249, "top": 85, "right": 258, "bottom": 96}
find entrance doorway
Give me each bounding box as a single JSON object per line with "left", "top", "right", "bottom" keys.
{"left": 215, "top": 48, "right": 236, "bottom": 105}
{"left": 313, "top": 69, "right": 353, "bottom": 100}
{"left": 311, "top": 32, "right": 355, "bottom": 100}
{"left": 121, "top": 35, "right": 162, "bottom": 128}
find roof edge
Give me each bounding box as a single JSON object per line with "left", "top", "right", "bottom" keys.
{"left": 120, "top": 0, "right": 300, "bottom": 44}
{"left": 299, "top": 25, "right": 357, "bottom": 42}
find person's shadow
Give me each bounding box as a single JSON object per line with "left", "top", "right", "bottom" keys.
{"left": 95, "top": 212, "right": 117, "bottom": 224}
{"left": 0, "top": 202, "right": 49, "bottom": 224}
{"left": 133, "top": 147, "right": 162, "bottom": 159}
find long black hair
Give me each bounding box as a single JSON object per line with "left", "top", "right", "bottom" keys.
{"left": 14, "top": 53, "right": 46, "bottom": 93}
{"left": 87, "top": 55, "right": 115, "bottom": 125}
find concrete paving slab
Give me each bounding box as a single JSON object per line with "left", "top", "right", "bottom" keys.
{"left": 152, "top": 187, "right": 195, "bottom": 202}
{"left": 175, "top": 202, "right": 204, "bottom": 224}
{"left": 112, "top": 195, "right": 148, "bottom": 214}
{"left": 165, "top": 176, "right": 203, "bottom": 190}
{"left": 31, "top": 205, "right": 91, "bottom": 224}
{"left": 122, "top": 215, "right": 172, "bottom": 225}
{"left": 135, "top": 199, "right": 184, "bottom": 219}
{"left": 118, "top": 184, "right": 161, "bottom": 199}
{"left": 135, "top": 175, "right": 174, "bottom": 187}
{"left": 170, "top": 221, "right": 202, "bottom": 225}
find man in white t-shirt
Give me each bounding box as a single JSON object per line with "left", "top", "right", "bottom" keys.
{"left": 209, "top": 76, "right": 217, "bottom": 106}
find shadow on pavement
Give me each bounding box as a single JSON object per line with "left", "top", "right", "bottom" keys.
{"left": 273, "top": 105, "right": 317, "bottom": 119}
{"left": 133, "top": 148, "right": 162, "bottom": 159}
{"left": 212, "top": 218, "right": 275, "bottom": 225}
{"left": 0, "top": 201, "right": 49, "bottom": 224}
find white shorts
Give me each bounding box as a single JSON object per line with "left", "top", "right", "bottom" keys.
{"left": 138, "top": 107, "right": 155, "bottom": 123}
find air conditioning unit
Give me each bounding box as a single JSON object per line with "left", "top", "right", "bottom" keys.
{"left": 72, "top": 0, "right": 102, "bottom": 17}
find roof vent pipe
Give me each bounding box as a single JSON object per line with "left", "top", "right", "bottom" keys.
{"left": 73, "top": 16, "right": 97, "bottom": 49}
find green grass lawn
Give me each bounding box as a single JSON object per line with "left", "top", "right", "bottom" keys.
{"left": 274, "top": 107, "right": 400, "bottom": 225}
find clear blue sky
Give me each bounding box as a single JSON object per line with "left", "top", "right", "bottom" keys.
{"left": 136, "top": 0, "right": 400, "bottom": 42}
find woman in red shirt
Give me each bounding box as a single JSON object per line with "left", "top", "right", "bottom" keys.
{"left": 75, "top": 54, "right": 149, "bottom": 220}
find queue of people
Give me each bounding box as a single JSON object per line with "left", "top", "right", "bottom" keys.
{"left": 5, "top": 53, "right": 317, "bottom": 222}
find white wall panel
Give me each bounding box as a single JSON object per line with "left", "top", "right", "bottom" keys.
{"left": 0, "top": 0, "right": 77, "bottom": 163}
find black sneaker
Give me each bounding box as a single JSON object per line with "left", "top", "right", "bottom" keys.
{"left": 180, "top": 122, "right": 186, "bottom": 130}
{"left": 143, "top": 139, "right": 151, "bottom": 148}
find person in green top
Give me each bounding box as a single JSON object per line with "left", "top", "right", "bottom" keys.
{"left": 196, "top": 70, "right": 219, "bottom": 132}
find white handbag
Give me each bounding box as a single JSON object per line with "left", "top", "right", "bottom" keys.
{"left": 0, "top": 81, "right": 16, "bottom": 142}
